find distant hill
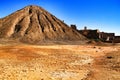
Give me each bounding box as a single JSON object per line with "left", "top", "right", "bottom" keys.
{"left": 0, "top": 5, "right": 86, "bottom": 43}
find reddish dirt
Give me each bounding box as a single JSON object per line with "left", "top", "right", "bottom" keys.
{"left": 0, "top": 44, "right": 119, "bottom": 80}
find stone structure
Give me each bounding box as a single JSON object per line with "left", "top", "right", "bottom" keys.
{"left": 70, "top": 24, "right": 77, "bottom": 30}
{"left": 114, "top": 36, "right": 120, "bottom": 43}
{"left": 75, "top": 26, "right": 118, "bottom": 43}
{"left": 78, "top": 27, "right": 100, "bottom": 39}
{"left": 99, "top": 32, "right": 115, "bottom": 42}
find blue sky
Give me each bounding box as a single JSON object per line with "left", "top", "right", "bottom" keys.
{"left": 0, "top": 0, "right": 120, "bottom": 35}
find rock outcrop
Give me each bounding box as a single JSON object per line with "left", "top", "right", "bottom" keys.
{"left": 0, "top": 5, "right": 86, "bottom": 43}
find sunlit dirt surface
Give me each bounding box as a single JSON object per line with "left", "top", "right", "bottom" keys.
{"left": 0, "top": 43, "right": 120, "bottom": 80}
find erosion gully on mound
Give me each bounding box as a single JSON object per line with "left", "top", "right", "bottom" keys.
{"left": 0, "top": 43, "right": 119, "bottom": 80}
{"left": 0, "top": 5, "right": 86, "bottom": 43}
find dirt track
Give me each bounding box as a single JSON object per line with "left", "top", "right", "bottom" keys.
{"left": 0, "top": 44, "right": 120, "bottom": 80}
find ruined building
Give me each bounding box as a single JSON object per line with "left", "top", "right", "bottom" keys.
{"left": 71, "top": 25, "right": 118, "bottom": 43}
{"left": 99, "top": 32, "right": 115, "bottom": 42}
{"left": 71, "top": 24, "right": 77, "bottom": 30}
{"left": 114, "top": 36, "right": 120, "bottom": 43}
{"left": 78, "top": 27, "right": 100, "bottom": 39}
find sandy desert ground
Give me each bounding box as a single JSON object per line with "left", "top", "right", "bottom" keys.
{"left": 0, "top": 42, "right": 120, "bottom": 80}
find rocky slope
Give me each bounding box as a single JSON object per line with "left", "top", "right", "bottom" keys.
{"left": 0, "top": 5, "right": 86, "bottom": 43}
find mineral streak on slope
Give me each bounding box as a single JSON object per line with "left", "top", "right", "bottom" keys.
{"left": 0, "top": 5, "right": 86, "bottom": 43}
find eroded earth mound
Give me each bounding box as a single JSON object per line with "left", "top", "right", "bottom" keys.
{"left": 0, "top": 5, "right": 86, "bottom": 43}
